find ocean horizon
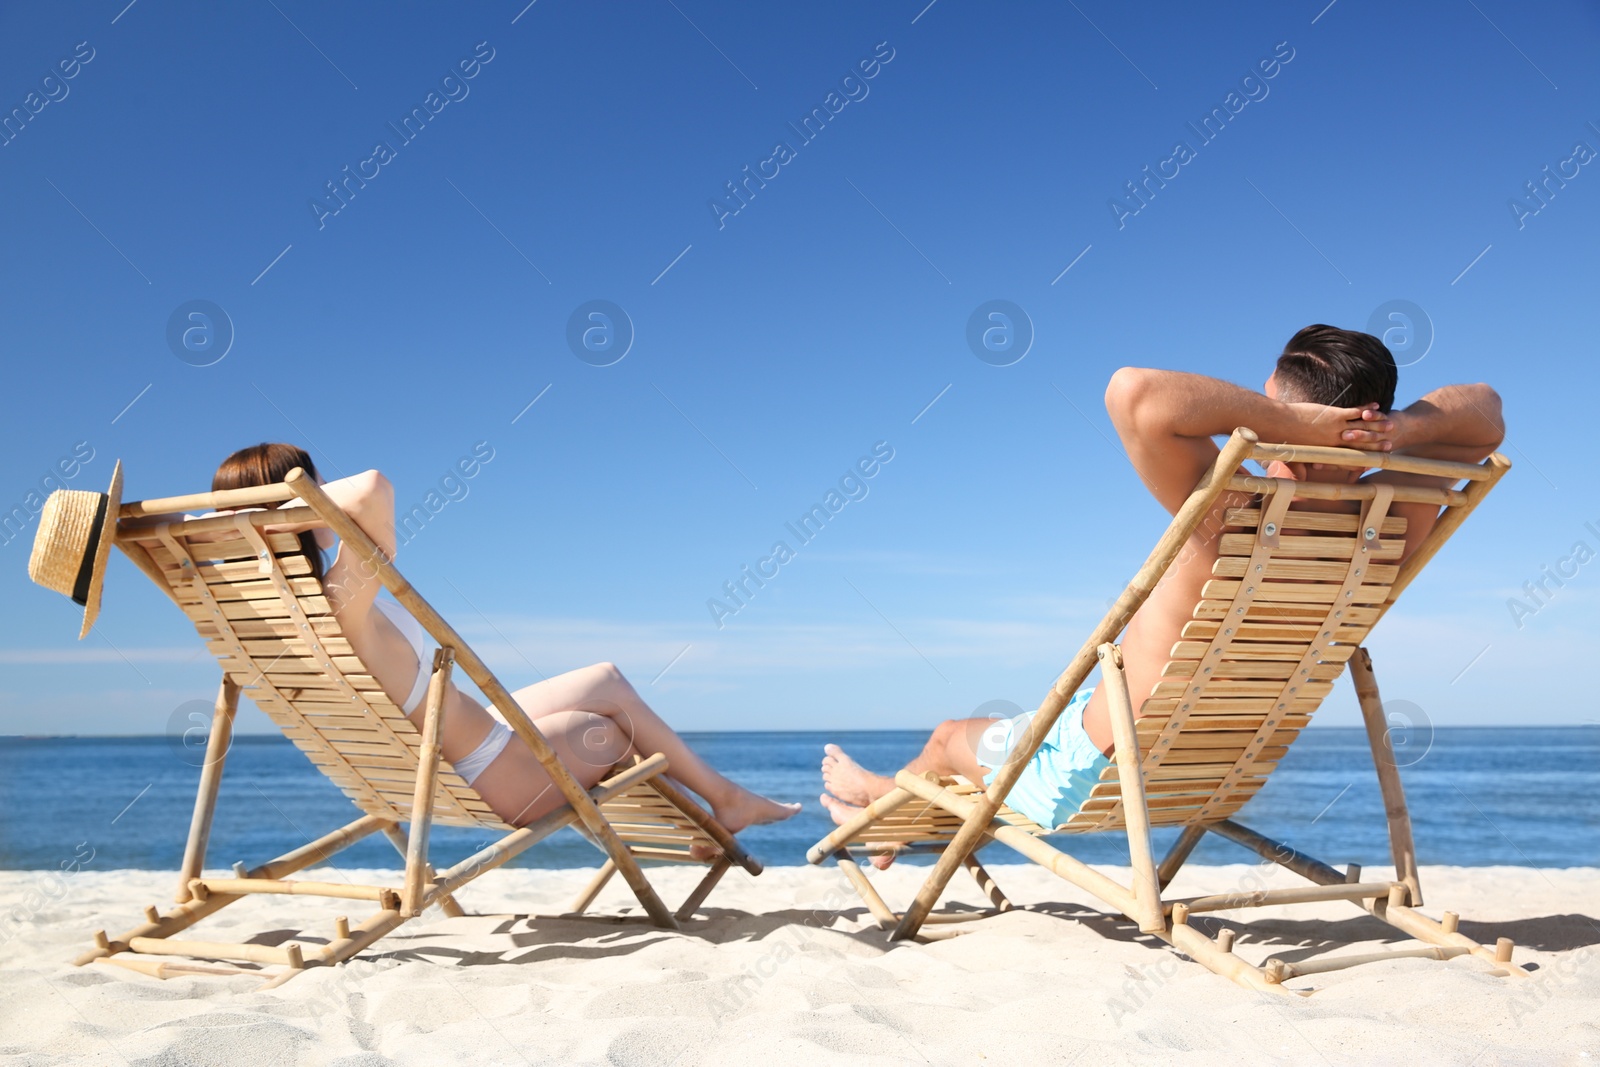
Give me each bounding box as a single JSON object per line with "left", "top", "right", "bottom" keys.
{"left": 3, "top": 727, "right": 1594, "bottom": 872}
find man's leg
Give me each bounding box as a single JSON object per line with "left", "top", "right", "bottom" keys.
{"left": 822, "top": 717, "right": 995, "bottom": 806}
{"left": 819, "top": 717, "right": 997, "bottom": 870}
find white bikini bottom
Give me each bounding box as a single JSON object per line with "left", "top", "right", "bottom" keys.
{"left": 451, "top": 722, "right": 514, "bottom": 785}
{"left": 370, "top": 598, "right": 514, "bottom": 785}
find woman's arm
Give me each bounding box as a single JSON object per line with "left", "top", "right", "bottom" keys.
{"left": 296, "top": 470, "right": 395, "bottom": 619}
{"left": 312, "top": 470, "right": 397, "bottom": 558}
{"left": 262, "top": 471, "right": 397, "bottom": 547}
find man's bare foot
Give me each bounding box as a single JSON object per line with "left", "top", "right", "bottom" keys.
{"left": 821, "top": 744, "right": 895, "bottom": 807}
{"left": 819, "top": 792, "right": 899, "bottom": 869}
{"left": 713, "top": 787, "right": 801, "bottom": 835}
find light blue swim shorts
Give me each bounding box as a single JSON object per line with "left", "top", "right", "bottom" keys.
{"left": 974, "top": 687, "right": 1111, "bottom": 829}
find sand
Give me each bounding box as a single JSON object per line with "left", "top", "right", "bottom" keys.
{"left": 0, "top": 862, "right": 1594, "bottom": 1065}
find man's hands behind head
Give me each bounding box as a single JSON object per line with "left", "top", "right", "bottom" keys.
{"left": 1283, "top": 401, "right": 1398, "bottom": 452}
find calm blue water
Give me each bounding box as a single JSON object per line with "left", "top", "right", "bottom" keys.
{"left": 1, "top": 729, "right": 1595, "bottom": 872}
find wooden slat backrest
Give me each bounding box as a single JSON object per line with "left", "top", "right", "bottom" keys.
{"left": 1058, "top": 447, "right": 1505, "bottom": 835}
{"left": 123, "top": 512, "right": 512, "bottom": 831}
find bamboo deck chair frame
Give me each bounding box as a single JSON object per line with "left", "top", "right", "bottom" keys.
{"left": 77, "top": 468, "right": 761, "bottom": 987}
{"left": 809, "top": 428, "right": 1529, "bottom": 994}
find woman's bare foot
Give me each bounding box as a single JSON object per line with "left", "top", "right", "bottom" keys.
{"left": 821, "top": 744, "right": 895, "bottom": 807}
{"left": 819, "top": 792, "right": 900, "bottom": 869}
{"left": 712, "top": 787, "right": 801, "bottom": 835}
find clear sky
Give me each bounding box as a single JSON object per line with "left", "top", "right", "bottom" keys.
{"left": 1, "top": 0, "right": 1596, "bottom": 736}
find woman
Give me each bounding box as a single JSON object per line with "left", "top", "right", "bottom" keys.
{"left": 214, "top": 443, "right": 801, "bottom": 832}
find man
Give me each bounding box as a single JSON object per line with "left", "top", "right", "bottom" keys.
{"left": 820, "top": 324, "right": 1505, "bottom": 865}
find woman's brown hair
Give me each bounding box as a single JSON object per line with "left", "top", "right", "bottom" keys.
{"left": 213, "top": 443, "right": 325, "bottom": 580}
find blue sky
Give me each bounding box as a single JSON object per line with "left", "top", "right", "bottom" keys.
{"left": 1, "top": 0, "right": 1596, "bottom": 736}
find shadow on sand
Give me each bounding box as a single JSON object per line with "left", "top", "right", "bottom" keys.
{"left": 242, "top": 901, "right": 1599, "bottom": 974}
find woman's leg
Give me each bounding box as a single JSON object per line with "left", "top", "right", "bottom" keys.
{"left": 482, "top": 662, "right": 799, "bottom": 832}
{"left": 471, "top": 709, "right": 632, "bottom": 826}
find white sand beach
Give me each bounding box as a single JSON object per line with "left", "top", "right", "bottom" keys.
{"left": 1, "top": 862, "right": 1594, "bottom": 1065}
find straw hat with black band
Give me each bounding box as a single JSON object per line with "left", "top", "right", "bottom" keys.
{"left": 27, "top": 460, "right": 123, "bottom": 639}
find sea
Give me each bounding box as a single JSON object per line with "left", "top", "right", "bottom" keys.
{"left": 1, "top": 729, "right": 1595, "bottom": 872}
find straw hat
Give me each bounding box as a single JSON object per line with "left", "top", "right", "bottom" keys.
{"left": 28, "top": 460, "right": 123, "bottom": 638}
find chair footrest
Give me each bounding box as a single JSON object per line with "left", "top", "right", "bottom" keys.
{"left": 126, "top": 936, "right": 305, "bottom": 967}
{"left": 1166, "top": 881, "right": 1397, "bottom": 915}
{"left": 191, "top": 877, "right": 396, "bottom": 905}
{"left": 1263, "top": 944, "right": 1473, "bottom": 982}
{"left": 96, "top": 956, "right": 257, "bottom": 979}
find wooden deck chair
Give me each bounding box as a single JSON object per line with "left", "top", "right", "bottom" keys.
{"left": 808, "top": 428, "right": 1530, "bottom": 994}
{"left": 77, "top": 469, "right": 762, "bottom": 987}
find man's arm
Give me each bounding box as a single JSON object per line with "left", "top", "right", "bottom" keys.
{"left": 1103, "top": 368, "right": 1385, "bottom": 514}
{"left": 1342, "top": 383, "right": 1504, "bottom": 465}
{"left": 1348, "top": 384, "right": 1505, "bottom": 564}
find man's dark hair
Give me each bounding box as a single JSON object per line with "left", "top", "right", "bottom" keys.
{"left": 1275, "top": 324, "right": 1397, "bottom": 412}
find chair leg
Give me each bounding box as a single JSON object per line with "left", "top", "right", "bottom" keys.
{"left": 568, "top": 860, "right": 617, "bottom": 914}
{"left": 87, "top": 759, "right": 687, "bottom": 986}
{"left": 601, "top": 828, "right": 680, "bottom": 930}
{"left": 402, "top": 649, "right": 453, "bottom": 918}
{"left": 1100, "top": 643, "right": 1165, "bottom": 933}
{"left": 1158, "top": 824, "right": 1207, "bottom": 891}
{"left": 435, "top": 887, "right": 466, "bottom": 918}
{"left": 962, "top": 853, "right": 1013, "bottom": 912}
{"left": 175, "top": 676, "right": 240, "bottom": 903}
{"left": 675, "top": 856, "right": 733, "bottom": 921}
{"left": 1350, "top": 647, "right": 1423, "bottom": 906}
{"left": 832, "top": 849, "right": 898, "bottom": 930}
{"left": 382, "top": 824, "right": 465, "bottom": 917}
{"left": 1209, "top": 817, "right": 1528, "bottom": 980}
{"left": 79, "top": 814, "right": 391, "bottom": 968}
